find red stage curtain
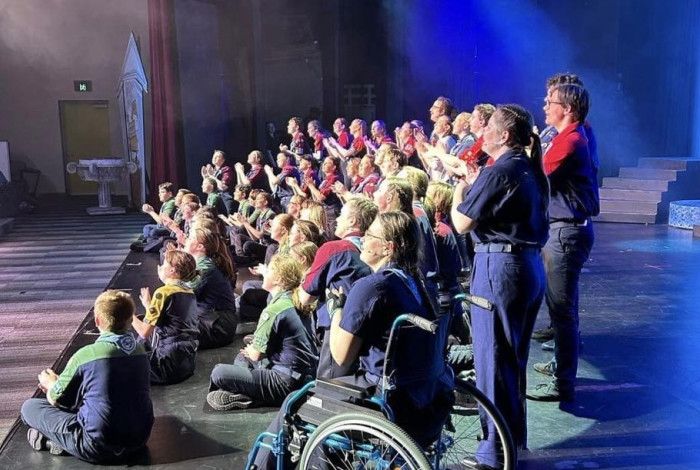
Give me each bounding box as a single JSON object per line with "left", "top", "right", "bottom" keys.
{"left": 148, "top": 0, "right": 185, "bottom": 200}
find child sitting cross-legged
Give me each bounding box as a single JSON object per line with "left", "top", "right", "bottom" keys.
{"left": 132, "top": 250, "right": 200, "bottom": 385}
{"left": 21, "top": 290, "right": 153, "bottom": 464}
{"left": 207, "top": 254, "right": 318, "bottom": 410}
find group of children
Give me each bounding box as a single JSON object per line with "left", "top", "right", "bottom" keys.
{"left": 22, "top": 72, "right": 596, "bottom": 468}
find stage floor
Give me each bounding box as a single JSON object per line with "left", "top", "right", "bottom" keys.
{"left": 1, "top": 215, "right": 699, "bottom": 469}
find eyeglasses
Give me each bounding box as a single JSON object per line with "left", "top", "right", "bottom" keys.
{"left": 362, "top": 231, "right": 385, "bottom": 243}
{"left": 543, "top": 98, "right": 564, "bottom": 107}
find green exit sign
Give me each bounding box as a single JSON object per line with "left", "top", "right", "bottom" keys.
{"left": 74, "top": 80, "right": 92, "bottom": 92}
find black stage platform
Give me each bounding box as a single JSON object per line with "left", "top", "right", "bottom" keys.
{"left": 1, "top": 223, "right": 700, "bottom": 469}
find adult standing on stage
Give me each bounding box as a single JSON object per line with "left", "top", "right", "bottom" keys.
{"left": 527, "top": 83, "right": 599, "bottom": 402}
{"left": 451, "top": 104, "right": 549, "bottom": 468}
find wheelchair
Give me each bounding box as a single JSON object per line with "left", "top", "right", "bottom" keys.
{"left": 245, "top": 297, "right": 516, "bottom": 470}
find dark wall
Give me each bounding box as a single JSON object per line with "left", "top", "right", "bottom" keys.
{"left": 381, "top": 0, "right": 700, "bottom": 177}
{"left": 170, "top": 0, "right": 700, "bottom": 188}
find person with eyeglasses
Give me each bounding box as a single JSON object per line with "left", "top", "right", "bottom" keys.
{"left": 451, "top": 104, "right": 549, "bottom": 468}
{"left": 297, "top": 197, "right": 377, "bottom": 378}
{"left": 526, "top": 81, "right": 599, "bottom": 403}
{"left": 532, "top": 73, "right": 599, "bottom": 348}
{"left": 248, "top": 211, "right": 454, "bottom": 470}
{"left": 328, "top": 210, "right": 454, "bottom": 447}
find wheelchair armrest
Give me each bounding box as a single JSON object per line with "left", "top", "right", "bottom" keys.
{"left": 314, "top": 377, "right": 373, "bottom": 400}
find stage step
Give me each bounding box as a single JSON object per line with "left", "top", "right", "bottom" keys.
{"left": 617, "top": 167, "right": 678, "bottom": 181}
{"left": 599, "top": 199, "right": 658, "bottom": 214}
{"left": 637, "top": 157, "right": 700, "bottom": 170}
{"left": 601, "top": 177, "right": 669, "bottom": 191}
{"left": 598, "top": 188, "right": 663, "bottom": 202}
{"left": 597, "top": 157, "right": 700, "bottom": 224}
{"left": 595, "top": 212, "right": 656, "bottom": 224}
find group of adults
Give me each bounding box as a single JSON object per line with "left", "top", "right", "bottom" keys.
{"left": 34, "top": 70, "right": 591, "bottom": 470}
{"left": 182, "top": 71, "right": 599, "bottom": 469}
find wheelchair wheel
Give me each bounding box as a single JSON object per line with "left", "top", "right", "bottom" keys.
{"left": 435, "top": 378, "right": 515, "bottom": 470}
{"left": 299, "top": 412, "right": 431, "bottom": 469}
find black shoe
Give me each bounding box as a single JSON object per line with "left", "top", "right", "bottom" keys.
{"left": 206, "top": 390, "right": 253, "bottom": 410}
{"left": 531, "top": 326, "right": 554, "bottom": 341}
{"left": 130, "top": 241, "right": 145, "bottom": 252}
{"left": 526, "top": 382, "right": 574, "bottom": 402}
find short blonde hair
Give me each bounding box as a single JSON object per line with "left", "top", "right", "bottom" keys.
{"left": 398, "top": 166, "right": 429, "bottom": 200}
{"left": 94, "top": 290, "right": 134, "bottom": 333}
{"left": 426, "top": 181, "right": 454, "bottom": 215}
{"left": 290, "top": 241, "right": 318, "bottom": 269}
{"left": 268, "top": 255, "right": 303, "bottom": 291}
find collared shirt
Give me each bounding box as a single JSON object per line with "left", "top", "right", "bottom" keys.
{"left": 302, "top": 233, "right": 371, "bottom": 329}
{"left": 251, "top": 291, "right": 317, "bottom": 376}
{"left": 458, "top": 135, "right": 493, "bottom": 171}
{"left": 373, "top": 134, "right": 394, "bottom": 147}
{"left": 290, "top": 131, "right": 309, "bottom": 156}
{"left": 351, "top": 172, "right": 381, "bottom": 197}
{"left": 457, "top": 149, "right": 549, "bottom": 246}
{"left": 450, "top": 133, "right": 476, "bottom": 157}
{"left": 318, "top": 171, "right": 342, "bottom": 209}
{"left": 144, "top": 283, "right": 199, "bottom": 348}
{"left": 160, "top": 198, "right": 177, "bottom": 218}
{"left": 336, "top": 130, "right": 353, "bottom": 149}
{"left": 275, "top": 164, "right": 301, "bottom": 199}
{"left": 186, "top": 256, "right": 236, "bottom": 313}
{"left": 544, "top": 122, "right": 599, "bottom": 221}
{"left": 300, "top": 167, "right": 319, "bottom": 194}
{"left": 339, "top": 265, "right": 450, "bottom": 403}
{"left": 247, "top": 165, "right": 270, "bottom": 192}
{"left": 206, "top": 191, "right": 228, "bottom": 216}
{"left": 48, "top": 332, "right": 152, "bottom": 448}
{"left": 214, "top": 165, "right": 234, "bottom": 190}
{"left": 351, "top": 136, "right": 368, "bottom": 156}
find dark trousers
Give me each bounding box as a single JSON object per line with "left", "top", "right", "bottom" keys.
{"left": 21, "top": 398, "right": 143, "bottom": 464}
{"left": 142, "top": 223, "right": 170, "bottom": 240}
{"left": 470, "top": 251, "right": 545, "bottom": 466}
{"left": 543, "top": 224, "right": 594, "bottom": 391}
{"left": 148, "top": 341, "right": 197, "bottom": 385}
{"left": 315, "top": 329, "right": 357, "bottom": 379}
{"left": 198, "top": 309, "right": 238, "bottom": 349}
{"left": 210, "top": 354, "right": 299, "bottom": 406}
{"left": 237, "top": 280, "right": 269, "bottom": 322}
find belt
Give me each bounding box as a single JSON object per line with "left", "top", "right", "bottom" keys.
{"left": 550, "top": 219, "right": 590, "bottom": 229}
{"left": 474, "top": 243, "right": 540, "bottom": 254}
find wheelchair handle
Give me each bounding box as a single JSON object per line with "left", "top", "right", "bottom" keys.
{"left": 453, "top": 293, "right": 494, "bottom": 311}
{"left": 402, "top": 313, "right": 438, "bottom": 333}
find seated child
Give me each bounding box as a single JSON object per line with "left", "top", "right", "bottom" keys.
{"left": 138, "top": 182, "right": 177, "bottom": 242}
{"left": 21, "top": 290, "right": 153, "bottom": 463}
{"left": 202, "top": 176, "right": 228, "bottom": 216}
{"left": 184, "top": 227, "right": 238, "bottom": 348}
{"left": 132, "top": 250, "right": 200, "bottom": 385}
{"left": 207, "top": 255, "right": 318, "bottom": 410}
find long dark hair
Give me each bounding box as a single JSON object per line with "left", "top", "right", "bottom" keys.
{"left": 192, "top": 228, "right": 237, "bottom": 287}
{"left": 495, "top": 104, "right": 550, "bottom": 214}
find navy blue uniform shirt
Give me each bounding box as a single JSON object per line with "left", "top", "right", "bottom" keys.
{"left": 457, "top": 149, "right": 549, "bottom": 246}
{"left": 302, "top": 236, "right": 370, "bottom": 329}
